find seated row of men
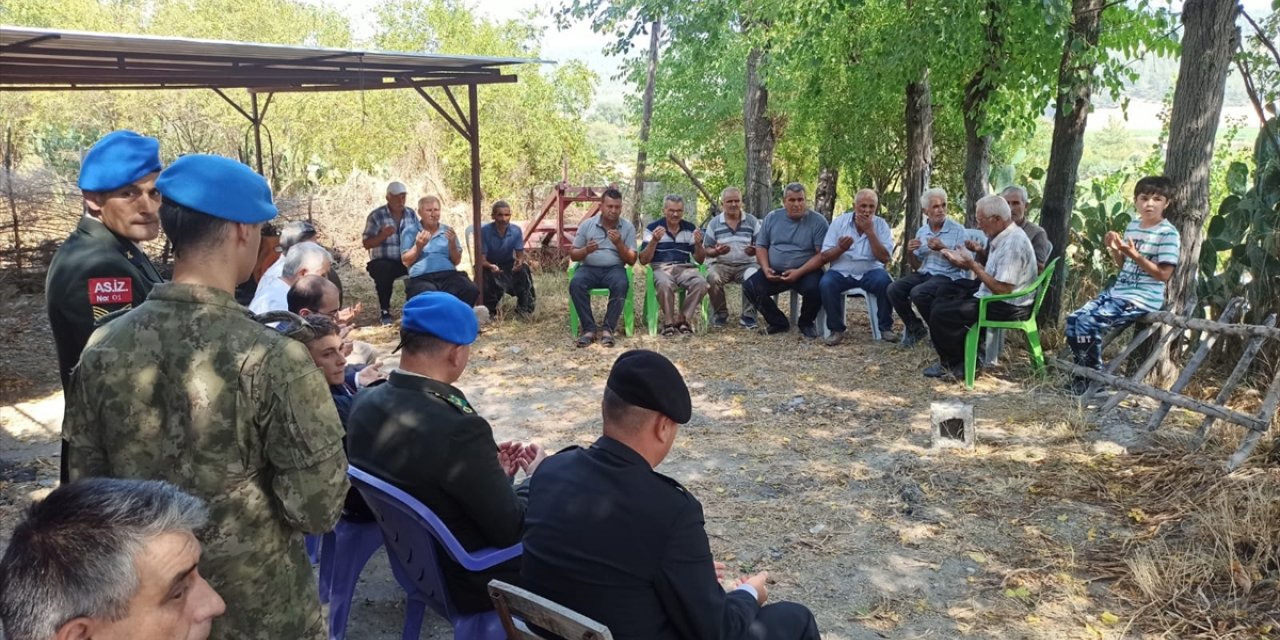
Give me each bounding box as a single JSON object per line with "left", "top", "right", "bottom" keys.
{"left": 21, "top": 131, "right": 819, "bottom": 640}
{"left": 362, "top": 186, "right": 536, "bottom": 324}
{"left": 568, "top": 181, "right": 1052, "bottom": 380}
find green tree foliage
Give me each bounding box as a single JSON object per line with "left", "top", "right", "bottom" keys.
{"left": 1, "top": 0, "right": 601, "bottom": 210}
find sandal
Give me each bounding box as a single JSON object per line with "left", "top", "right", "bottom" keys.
{"left": 677, "top": 322, "right": 693, "bottom": 335}
{"left": 575, "top": 332, "right": 595, "bottom": 348}
{"left": 660, "top": 325, "right": 678, "bottom": 337}
{"left": 599, "top": 331, "right": 616, "bottom": 347}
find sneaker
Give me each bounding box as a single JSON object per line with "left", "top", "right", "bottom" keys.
{"left": 923, "top": 363, "right": 948, "bottom": 378}
{"left": 713, "top": 315, "right": 728, "bottom": 328}
{"left": 740, "top": 316, "right": 759, "bottom": 329}
{"left": 764, "top": 324, "right": 789, "bottom": 335}
{"left": 823, "top": 331, "right": 844, "bottom": 347}
{"left": 880, "top": 330, "right": 900, "bottom": 343}
{"left": 799, "top": 324, "right": 819, "bottom": 339}
{"left": 380, "top": 310, "right": 394, "bottom": 326}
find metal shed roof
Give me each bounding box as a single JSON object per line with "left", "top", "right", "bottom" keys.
{"left": 0, "top": 26, "right": 534, "bottom": 92}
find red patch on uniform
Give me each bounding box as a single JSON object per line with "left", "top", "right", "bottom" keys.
{"left": 88, "top": 278, "right": 133, "bottom": 305}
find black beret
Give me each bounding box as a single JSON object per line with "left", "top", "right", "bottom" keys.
{"left": 606, "top": 350, "right": 691, "bottom": 424}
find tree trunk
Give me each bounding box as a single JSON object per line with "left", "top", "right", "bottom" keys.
{"left": 1153, "top": 0, "right": 1239, "bottom": 382}
{"left": 900, "top": 72, "right": 933, "bottom": 275}
{"left": 814, "top": 164, "right": 838, "bottom": 219}
{"left": 630, "top": 18, "right": 661, "bottom": 228}
{"left": 962, "top": 107, "right": 992, "bottom": 228}
{"left": 744, "top": 46, "right": 776, "bottom": 218}
{"left": 1039, "top": 0, "right": 1105, "bottom": 325}
{"left": 1163, "top": 0, "right": 1240, "bottom": 316}
{"left": 961, "top": 0, "right": 1001, "bottom": 228}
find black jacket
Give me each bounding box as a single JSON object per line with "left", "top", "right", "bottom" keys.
{"left": 46, "top": 216, "right": 163, "bottom": 387}
{"left": 521, "top": 436, "right": 761, "bottom": 640}
{"left": 346, "top": 370, "right": 525, "bottom": 612}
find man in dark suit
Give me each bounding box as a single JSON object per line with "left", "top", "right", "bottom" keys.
{"left": 521, "top": 350, "right": 822, "bottom": 640}
{"left": 346, "top": 292, "right": 546, "bottom": 612}
{"left": 46, "top": 130, "right": 165, "bottom": 483}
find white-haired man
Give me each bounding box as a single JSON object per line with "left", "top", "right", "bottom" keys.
{"left": 887, "top": 188, "right": 972, "bottom": 347}
{"left": 248, "top": 241, "right": 331, "bottom": 314}
{"left": 923, "top": 195, "right": 1038, "bottom": 380}
{"left": 1001, "top": 186, "right": 1052, "bottom": 271}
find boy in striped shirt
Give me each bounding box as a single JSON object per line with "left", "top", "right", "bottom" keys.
{"left": 1066, "top": 176, "right": 1180, "bottom": 392}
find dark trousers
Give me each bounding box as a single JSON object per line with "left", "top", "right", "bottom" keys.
{"left": 482, "top": 263, "right": 536, "bottom": 316}
{"left": 887, "top": 272, "right": 964, "bottom": 332}
{"left": 819, "top": 268, "right": 894, "bottom": 333}
{"left": 405, "top": 270, "right": 479, "bottom": 306}
{"left": 746, "top": 601, "right": 822, "bottom": 640}
{"left": 366, "top": 258, "right": 408, "bottom": 312}
{"left": 743, "top": 269, "right": 823, "bottom": 331}
{"left": 569, "top": 264, "right": 629, "bottom": 333}
{"left": 927, "top": 296, "right": 1031, "bottom": 367}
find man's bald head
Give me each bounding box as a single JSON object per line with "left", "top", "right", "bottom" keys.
{"left": 287, "top": 275, "right": 340, "bottom": 317}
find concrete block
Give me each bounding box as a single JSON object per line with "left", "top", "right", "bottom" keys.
{"left": 931, "top": 401, "right": 975, "bottom": 449}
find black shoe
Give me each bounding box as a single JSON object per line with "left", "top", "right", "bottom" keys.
{"left": 712, "top": 315, "right": 728, "bottom": 328}
{"left": 799, "top": 324, "right": 819, "bottom": 339}
{"left": 923, "top": 363, "right": 947, "bottom": 378}
{"left": 1068, "top": 376, "right": 1091, "bottom": 395}
{"left": 380, "top": 310, "right": 394, "bottom": 326}
{"left": 765, "top": 324, "right": 789, "bottom": 335}
{"left": 900, "top": 326, "right": 927, "bottom": 347}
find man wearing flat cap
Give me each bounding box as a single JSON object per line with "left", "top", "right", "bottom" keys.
{"left": 46, "top": 130, "right": 166, "bottom": 481}
{"left": 63, "top": 154, "right": 350, "bottom": 640}
{"left": 363, "top": 181, "right": 416, "bottom": 325}
{"left": 347, "top": 291, "right": 547, "bottom": 613}
{"left": 521, "top": 350, "right": 822, "bottom": 640}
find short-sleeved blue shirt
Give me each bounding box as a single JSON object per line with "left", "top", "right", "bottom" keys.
{"left": 400, "top": 218, "right": 462, "bottom": 276}
{"left": 480, "top": 222, "right": 524, "bottom": 265}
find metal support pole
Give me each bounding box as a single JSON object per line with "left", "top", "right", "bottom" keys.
{"left": 469, "top": 83, "right": 484, "bottom": 303}
{"left": 250, "top": 92, "right": 265, "bottom": 175}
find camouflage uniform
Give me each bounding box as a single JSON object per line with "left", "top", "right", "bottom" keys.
{"left": 64, "top": 282, "right": 348, "bottom": 640}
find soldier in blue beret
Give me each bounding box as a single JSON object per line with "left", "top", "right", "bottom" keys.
{"left": 45, "top": 130, "right": 165, "bottom": 482}
{"left": 347, "top": 291, "right": 549, "bottom": 613}
{"left": 63, "top": 154, "right": 350, "bottom": 640}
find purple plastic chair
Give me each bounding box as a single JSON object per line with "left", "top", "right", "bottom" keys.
{"left": 319, "top": 518, "right": 385, "bottom": 638}
{"left": 348, "top": 466, "right": 521, "bottom": 640}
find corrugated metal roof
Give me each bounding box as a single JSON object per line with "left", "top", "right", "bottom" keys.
{"left": 0, "top": 26, "right": 540, "bottom": 92}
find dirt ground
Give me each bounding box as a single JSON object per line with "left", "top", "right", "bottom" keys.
{"left": 1, "top": 264, "right": 1276, "bottom": 640}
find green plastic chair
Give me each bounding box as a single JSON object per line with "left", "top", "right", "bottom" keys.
{"left": 963, "top": 257, "right": 1060, "bottom": 389}
{"left": 642, "top": 262, "right": 709, "bottom": 335}
{"left": 567, "top": 262, "right": 635, "bottom": 337}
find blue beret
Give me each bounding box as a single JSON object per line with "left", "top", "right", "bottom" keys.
{"left": 607, "top": 350, "right": 692, "bottom": 424}
{"left": 400, "top": 292, "right": 478, "bottom": 346}
{"left": 77, "top": 130, "right": 162, "bottom": 192}
{"left": 155, "top": 154, "right": 277, "bottom": 223}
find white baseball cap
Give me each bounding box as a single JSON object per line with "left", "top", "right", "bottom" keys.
{"left": 386, "top": 181, "right": 408, "bottom": 195}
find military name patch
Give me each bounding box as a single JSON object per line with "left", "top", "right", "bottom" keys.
{"left": 88, "top": 277, "right": 133, "bottom": 305}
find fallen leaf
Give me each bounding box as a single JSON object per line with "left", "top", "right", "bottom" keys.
{"left": 967, "top": 551, "right": 988, "bottom": 564}
{"left": 1100, "top": 611, "right": 1120, "bottom": 625}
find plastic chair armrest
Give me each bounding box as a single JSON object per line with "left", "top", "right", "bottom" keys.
{"left": 456, "top": 542, "right": 523, "bottom": 571}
